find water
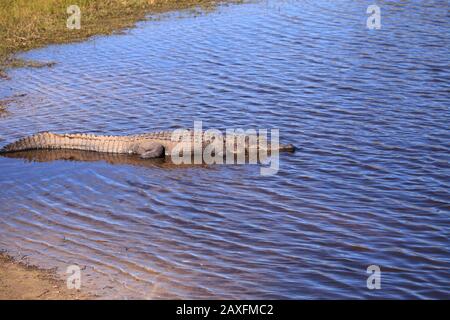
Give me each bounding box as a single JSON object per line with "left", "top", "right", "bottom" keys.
{"left": 0, "top": 0, "right": 449, "bottom": 299}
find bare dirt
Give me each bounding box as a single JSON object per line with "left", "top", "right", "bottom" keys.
{"left": 0, "top": 253, "right": 91, "bottom": 300}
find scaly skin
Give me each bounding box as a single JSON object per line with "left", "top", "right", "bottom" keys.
{"left": 0, "top": 131, "right": 295, "bottom": 158}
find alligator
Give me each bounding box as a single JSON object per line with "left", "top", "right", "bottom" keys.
{"left": 0, "top": 131, "right": 295, "bottom": 159}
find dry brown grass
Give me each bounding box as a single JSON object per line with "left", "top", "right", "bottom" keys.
{"left": 0, "top": 0, "right": 227, "bottom": 78}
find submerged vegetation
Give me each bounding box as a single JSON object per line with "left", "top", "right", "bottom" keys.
{"left": 0, "top": 0, "right": 230, "bottom": 78}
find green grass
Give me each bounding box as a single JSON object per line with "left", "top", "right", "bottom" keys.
{"left": 0, "top": 0, "right": 229, "bottom": 78}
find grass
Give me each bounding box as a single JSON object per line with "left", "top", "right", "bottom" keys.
{"left": 0, "top": 0, "right": 230, "bottom": 78}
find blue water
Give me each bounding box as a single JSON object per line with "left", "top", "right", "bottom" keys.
{"left": 0, "top": 0, "right": 449, "bottom": 298}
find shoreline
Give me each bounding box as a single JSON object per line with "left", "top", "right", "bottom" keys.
{"left": 0, "top": 252, "right": 92, "bottom": 300}
{"left": 0, "top": 0, "right": 236, "bottom": 79}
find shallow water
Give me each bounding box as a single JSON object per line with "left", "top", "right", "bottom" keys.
{"left": 0, "top": 0, "right": 449, "bottom": 299}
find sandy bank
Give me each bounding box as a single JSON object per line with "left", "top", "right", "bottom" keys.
{"left": 0, "top": 253, "right": 91, "bottom": 300}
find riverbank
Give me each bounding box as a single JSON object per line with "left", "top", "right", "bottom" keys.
{"left": 0, "top": 0, "right": 230, "bottom": 78}
{"left": 0, "top": 253, "right": 91, "bottom": 300}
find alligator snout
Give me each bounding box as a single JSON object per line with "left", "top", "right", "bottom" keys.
{"left": 281, "top": 144, "right": 296, "bottom": 153}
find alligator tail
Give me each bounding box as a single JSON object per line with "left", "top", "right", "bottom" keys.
{"left": 0, "top": 132, "right": 130, "bottom": 154}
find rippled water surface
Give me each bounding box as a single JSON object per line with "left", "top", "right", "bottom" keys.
{"left": 0, "top": 0, "right": 449, "bottom": 299}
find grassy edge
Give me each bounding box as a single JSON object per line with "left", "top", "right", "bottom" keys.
{"left": 0, "top": 0, "right": 241, "bottom": 79}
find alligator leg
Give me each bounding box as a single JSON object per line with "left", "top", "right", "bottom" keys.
{"left": 137, "top": 142, "right": 165, "bottom": 159}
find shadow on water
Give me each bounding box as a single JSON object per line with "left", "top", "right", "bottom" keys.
{"left": 1, "top": 149, "right": 199, "bottom": 169}
{"left": 0, "top": 148, "right": 286, "bottom": 169}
